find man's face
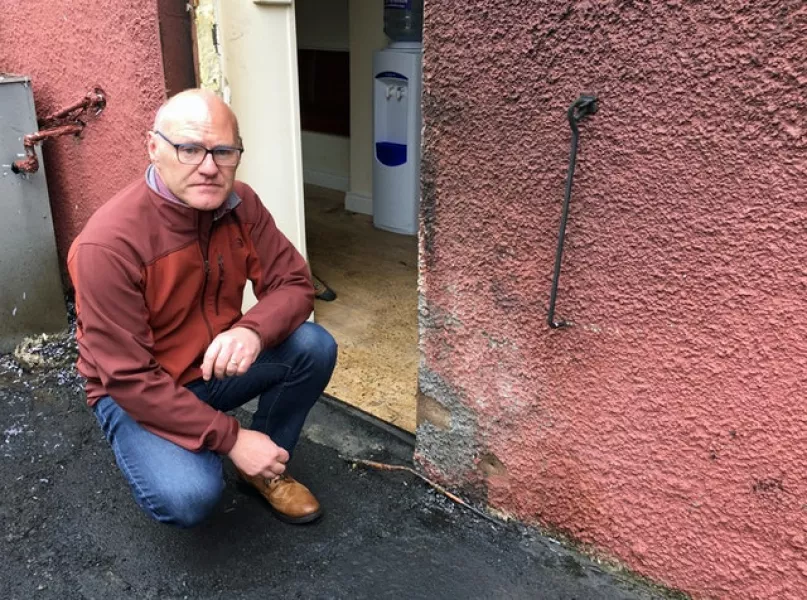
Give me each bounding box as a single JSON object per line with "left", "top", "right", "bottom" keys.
{"left": 147, "top": 103, "right": 240, "bottom": 211}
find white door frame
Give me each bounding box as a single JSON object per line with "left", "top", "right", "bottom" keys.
{"left": 215, "top": 0, "right": 307, "bottom": 308}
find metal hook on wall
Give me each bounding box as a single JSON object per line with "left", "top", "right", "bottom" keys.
{"left": 547, "top": 94, "right": 598, "bottom": 329}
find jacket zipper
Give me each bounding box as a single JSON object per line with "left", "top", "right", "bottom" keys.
{"left": 198, "top": 218, "right": 215, "bottom": 342}
{"left": 215, "top": 254, "right": 224, "bottom": 315}
{"left": 199, "top": 256, "right": 213, "bottom": 341}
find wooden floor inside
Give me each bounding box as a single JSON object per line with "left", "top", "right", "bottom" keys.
{"left": 305, "top": 185, "right": 418, "bottom": 433}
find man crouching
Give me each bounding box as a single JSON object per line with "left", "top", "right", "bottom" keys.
{"left": 68, "top": 89, "right": 336, "bottom": 527}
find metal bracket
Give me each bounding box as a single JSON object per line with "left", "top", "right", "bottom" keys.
{"left": 547, "top": 94, "right": 598, "bottom": 329}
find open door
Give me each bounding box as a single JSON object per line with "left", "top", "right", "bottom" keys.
{"left": 294, "top": 1, "right": 419, "bottom": 434}
{"left": 215, "top": 0, "right": 308, "bottom": 313}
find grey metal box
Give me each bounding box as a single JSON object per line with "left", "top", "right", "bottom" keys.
{"left": 0, "top": 75, "right": 67, "bottom": 352}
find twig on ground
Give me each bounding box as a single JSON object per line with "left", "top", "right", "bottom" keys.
{"left": 342, "top": 456, "right": 501, "bottom": 526}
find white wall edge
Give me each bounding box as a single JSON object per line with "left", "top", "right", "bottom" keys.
{"left": 345, "top": 190, "right": 373, "bottom": 215}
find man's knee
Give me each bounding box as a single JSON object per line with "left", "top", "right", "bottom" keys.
{"left": 290, "top": 322, "right": 338, "bottom": 374}
{"left": 144, "top": 472, "right": 224, "bottom": 528}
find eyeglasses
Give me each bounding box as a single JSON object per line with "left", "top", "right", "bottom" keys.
{"left": 153, "top": 130, "right": 244, "bottom": 167}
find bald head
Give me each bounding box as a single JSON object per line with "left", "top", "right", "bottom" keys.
{"left": 154, "top": 88, "right": 240, "bottom": 143}
{"left": 147, "top": 88, "right": 242, "bottom": 211}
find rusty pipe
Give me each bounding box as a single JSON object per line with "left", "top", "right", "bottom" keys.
{"left": 39, "top": 87, "right": 106, "bottom": 125}
{"left": 11, "top": 124, "right": 84, "bottom": 174}
{"left": 11, "top": 86, "right": 106, "bottom": 175}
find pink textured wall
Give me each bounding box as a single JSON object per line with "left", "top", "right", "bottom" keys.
{"left": 417, "top": 2, "right": 807, "bottom": 598}
{"left": 0, "top": 0, "right": 166, "bottom": 269}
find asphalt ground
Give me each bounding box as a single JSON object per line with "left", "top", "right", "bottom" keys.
{"left": 0, "top": 331, "right": 670, "bottom": 600}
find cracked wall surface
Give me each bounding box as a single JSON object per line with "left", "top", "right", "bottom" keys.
{"left": 417, "top": 1, "right": 807, "bottom": 598}
{"left": 193, "top": 0, "right": 224, "bottom": 95}
{"left": 1, "top": 0, "right": 166, "bottom": 268}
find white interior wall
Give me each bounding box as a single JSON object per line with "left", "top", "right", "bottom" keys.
{"left": 301, "top": 131, "right": 350, "bottom": 191}
{"left": 293, "top": 0, "right": 387, "bottom": 211}
{"left": 296, "top": 0, "right": 351, "bottom": 192}
{"left": 346, "top": 1, "right": 388, "bottom": 215}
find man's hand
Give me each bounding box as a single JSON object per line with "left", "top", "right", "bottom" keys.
{"left": 202, "top": 327, "right": 261, "bottom": 381}
{"left": 228, "top": 429, "right": 289, "bottom": 478}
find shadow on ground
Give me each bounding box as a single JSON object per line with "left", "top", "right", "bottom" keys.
{"left": 0, "top": 339, "right": 667, "bottom": 600}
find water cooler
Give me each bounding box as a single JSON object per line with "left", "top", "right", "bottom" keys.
{"left": 372, "top": 0, "right": 423, "bottom": 236}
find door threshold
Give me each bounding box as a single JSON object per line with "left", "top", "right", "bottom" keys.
{"left": 319, "top": 393, "right": 416, "bottom": 448}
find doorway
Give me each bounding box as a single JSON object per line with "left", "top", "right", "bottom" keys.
{"left": 295, "top": 0, "right": 419, "bottom": 433}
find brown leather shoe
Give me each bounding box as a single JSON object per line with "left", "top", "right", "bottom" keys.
{"left": 237, "top": 470, "right": 323, "bottom": 524}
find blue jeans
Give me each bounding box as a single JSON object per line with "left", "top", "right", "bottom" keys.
{"left": 93, "top": 322, "right": 337, "bottom": 528}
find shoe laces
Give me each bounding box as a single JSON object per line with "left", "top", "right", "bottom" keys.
{"left": 264, "top": 473, "right": 289, "bottom": 486}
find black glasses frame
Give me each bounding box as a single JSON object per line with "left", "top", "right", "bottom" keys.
{"left": 153, "top": 130, "right": 244, "bottom": 166}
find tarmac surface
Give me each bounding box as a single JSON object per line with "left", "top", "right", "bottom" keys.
{"left": 0, "top": 327, "right": 671, "bottom": 600}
